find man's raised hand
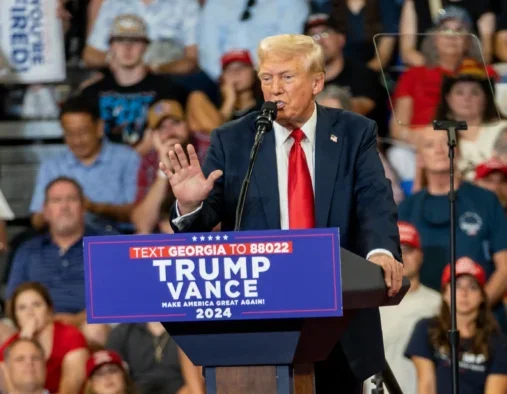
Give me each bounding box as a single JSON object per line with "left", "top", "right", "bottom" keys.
{"left": 159, "top": 144, "right": 222, "bottom": 214}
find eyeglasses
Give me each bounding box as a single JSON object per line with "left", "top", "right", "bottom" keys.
{"left": 240, "top": 0, "right": 256, "bottom": 21}
{"left": 435, "top": 26, "right": 468, "bottom": 35}
{"left": 312, "top": 31, "right": 330, "bottom": 41}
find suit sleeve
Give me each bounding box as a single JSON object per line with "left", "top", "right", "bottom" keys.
{"left": 170, "top": 128, "right": 226, "bottom": 233}
{"left": 354, "top": 120, "right": 401, "bottom": 261}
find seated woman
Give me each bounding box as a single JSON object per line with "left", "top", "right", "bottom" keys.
{"left": 434, "top": 59, "right": 505, "bottom": 181}
{"left": 0, "top": 282, "right": 89, "bottom": 393}
{"left": 405, "top": 258, "right": 507, "bottom": 394}
{"left": 85, "top": 350, "right": 138, "bottom": 394}
{"left": 391, "top": 7, "right": 482, "bottom": 146}
{"left": 186, "top": 50, "right": 263, "bottom": 159}
{"left": 400, "top": 2, "right": 495, "bottom": 66}
{"left": 389, "top": 13, "right": 489, "bottom": 186}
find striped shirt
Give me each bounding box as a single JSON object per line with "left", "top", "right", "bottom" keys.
{"left": 5, "top": 228, "right": 100, "bottom": 313}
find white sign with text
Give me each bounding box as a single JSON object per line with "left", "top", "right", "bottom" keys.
{"left": 0, "top": 0, "right": 66, "bottom": 83}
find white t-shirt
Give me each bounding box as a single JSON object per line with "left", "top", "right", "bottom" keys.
{"left": 87, "top": 0, "right": 199, "bottom": 52}
{"left": 459, "top": 120, "right": 507, "bottom": 181}
{"left": 364, "top": 284, "right": 441, "bottom": 394}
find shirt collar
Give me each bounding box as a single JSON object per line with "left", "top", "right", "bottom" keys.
{"left": 41, "top": 226, "right": 98, "bottom": 246}
{"left": 66, "top": 139, "right": 110, "bottom": 167}
{"left": 273, "top": 103, "right": 318, "bottom": 148}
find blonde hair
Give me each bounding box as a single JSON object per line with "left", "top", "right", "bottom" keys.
{"left": 257, "top": 34, "right": 325, "bottom": 74}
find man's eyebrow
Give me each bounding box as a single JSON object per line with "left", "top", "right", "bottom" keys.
{"left": 259, "top": 69, "right": 294, "bottom": 76}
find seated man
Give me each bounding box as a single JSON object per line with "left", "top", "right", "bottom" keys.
{"left": 79, "top": 14, "right": 189, "bottom": 149}
{"left": 1, "top": 338, "right": 47, "bottom": 394}
{"left": 131, "top": 100, "right": 191, "bottom": 234}
{"left": 399, "top": 126, "right": 507, "bottom": 333}
{"left": 474, "top": 159, "right": 507, "bottom": 212}
{"left": 29, "top": 95, "right": 140, "bottom": 234}
{"left": 7, "top": 177, "right": 108, "bottom": 346}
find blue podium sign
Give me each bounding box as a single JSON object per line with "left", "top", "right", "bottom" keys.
{"left": 83, "top": 228, "right": 343, "bottom": 324}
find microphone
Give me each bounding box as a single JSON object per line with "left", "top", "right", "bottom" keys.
{"left": 234, "top": 102, "right": 278, "bottom": 231}
{"left": 254, "top": 101, "right": 278, "bottom": 136}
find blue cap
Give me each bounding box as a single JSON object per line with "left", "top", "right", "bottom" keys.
{"left": 434, "top": 6, "right": 473, "bottom": 29}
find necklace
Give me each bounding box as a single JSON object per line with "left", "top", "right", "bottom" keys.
{"left": 153, "top": 332, "right": 170, "bottom": 363}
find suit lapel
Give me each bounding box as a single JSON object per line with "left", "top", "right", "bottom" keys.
{"left": 314, "top": 105, "right": 344, "bottom": 228}
{"left": 251, "top": 128, "right": 281, "bottom": 229}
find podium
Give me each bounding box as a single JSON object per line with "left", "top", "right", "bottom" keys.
{"left": 161, "top": 248, "right": 409, "bottom": 394}
{"left": 83, "top": 229, "right": 409, "bottom": 394}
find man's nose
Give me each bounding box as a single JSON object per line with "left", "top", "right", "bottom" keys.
{"left": 436, "top": 142, "right": 447, "bottom": 153}
{"left": 271, "top": 79, "right": 283, "bottom": 95}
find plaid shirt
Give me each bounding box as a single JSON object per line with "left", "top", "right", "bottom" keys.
{"left": 136, "top": 135, "right": 204, "bottom": 203}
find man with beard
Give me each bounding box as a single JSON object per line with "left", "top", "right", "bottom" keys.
{"left": 6, "top": 178, "right": 108, "bottom": 344}
{"left": 80, "top": 14, "right": 188, "bottom": 151}
{"left": 131, "top": 99, "right": 191, "bottom": 234}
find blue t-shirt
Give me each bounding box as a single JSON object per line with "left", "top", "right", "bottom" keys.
{"left": 405, "top": 318, "right": 507, "bottom": 394}
{"left": 398, "top": 182, "right": 507, "bottom": 291}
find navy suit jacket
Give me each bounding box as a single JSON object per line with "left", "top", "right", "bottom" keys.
{"left": 171, "top": 104, "right": 401, "bottom": 379}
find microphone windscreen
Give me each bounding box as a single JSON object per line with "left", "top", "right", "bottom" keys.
{"left": 261, "top": 101, "right": 278, "bottom": 119}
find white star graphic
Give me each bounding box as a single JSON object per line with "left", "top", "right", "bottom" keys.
{"left": 208, "top": 235, "right": 213, "bottom": 241}
{"left": 200, "top": 236, "right": 205, "bottom": 241}
{"left": 215, "top": 235, "right": 221, "bottom": 241}
{"left": 192, "top": 236, "right": 197, "bottom": 241}
{"left": 223, "top": 234, "right": 228, "bottom": 240}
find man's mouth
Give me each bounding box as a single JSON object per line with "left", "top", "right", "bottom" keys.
{"left": 274, "top": 101, "right": 286, "bottom": 110}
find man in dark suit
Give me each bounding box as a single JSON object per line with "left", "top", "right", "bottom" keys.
{"left": 160, "top": 34, "right": 403, "bottom": 393}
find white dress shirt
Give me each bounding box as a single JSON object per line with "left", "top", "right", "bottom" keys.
{"left": 174, "top": 104, "right": 392, "bottom": 259}
{"left": 274, "top": 103, "right": 317, "bottom": 230}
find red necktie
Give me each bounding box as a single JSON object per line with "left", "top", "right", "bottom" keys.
{"left": 288, "top": 129, "right": 315, "bottom": 229}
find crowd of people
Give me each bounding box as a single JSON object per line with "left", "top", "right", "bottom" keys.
{"left": 2, "top": 0, "right": 507, "bottom": 393}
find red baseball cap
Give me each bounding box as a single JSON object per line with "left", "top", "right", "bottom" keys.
{"left": 475, "top": 158, "right": 507, "bottom": 180}
{"left": 86, "top": 350, "right": 126, "bottom": 378}
{"left": 221, "top": 50, "right": 253, "bottom": 70}
{"left": 441, "top": 257, "right": 487, "bottom": 288}
{"left": 398, "top": 221, "right": 420, "bottom": 249}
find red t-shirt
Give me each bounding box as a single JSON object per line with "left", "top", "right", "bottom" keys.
{"left": 393, "top": 65, "right": 498, "bottom": 126}
{"left": 0, "top": 322, "right": 87, "bottom": 393}
{"left": 393, "top": 66, "right": 453, "bottom": 126}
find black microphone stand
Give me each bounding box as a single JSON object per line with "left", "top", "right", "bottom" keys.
{"left": 433, "top": 120, "right": 468, "bottom": 394}
{"left": 234, "top": 109, "right": 276, "bottom": 231}
{"left": 234, "top": 130, "right": 266, "bottom": 231}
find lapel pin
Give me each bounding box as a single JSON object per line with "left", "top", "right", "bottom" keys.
{"left": 330, "top": 134, "right": 338, "bottom": 143}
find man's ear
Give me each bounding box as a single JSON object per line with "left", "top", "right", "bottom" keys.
{"left": 312, "top": 72, "right": 325, "bottom": 96}
{"left": 96, "top": 120, "right": 105, "bottom": 138}
{"left": 42, "top": 204, "right": 49, "bottom": 223}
